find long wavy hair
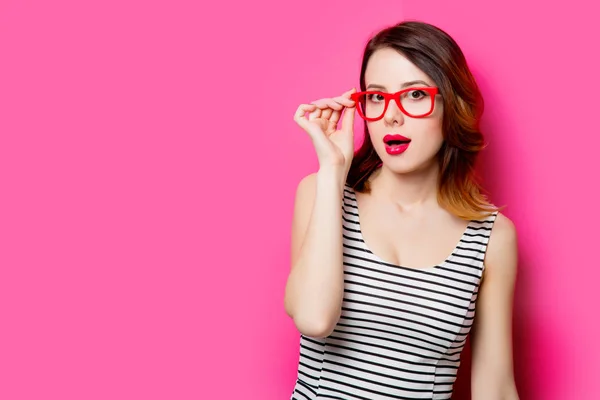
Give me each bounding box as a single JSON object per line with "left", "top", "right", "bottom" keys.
{"left": 347, "top": 21, "right": 501, "bottom": 220}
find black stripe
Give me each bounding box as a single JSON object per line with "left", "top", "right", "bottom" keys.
{"left": 343, "top": 270, "right": 473, "bottom": 303}
{"left": 322, "top": 367, "right": 433, "bottom": 392}
{"left": 297, "top": 363, "right": 322, "bottom": 383}
{"left": 327, "top": 333, "right": 460, "bottom": 363}
{"left": 334, "top": 322, "right": 447, "bottom": 354}
{"left": 297, "top": 378, "right": 318, "bottom": 393}
{"left": 319, "top": 383, "right": 445, "bottom": 400}
{"left": 342, "top": 234, "right": 364, "bottom": 243}
{"left": 336, "top": 315, "right": 458, "bottom": 348}
{"left": 459, "top": 238, "right": 487, "bottom": 246}
{"left": 299, "top": 343, "right": 325, "bottom": 356}
{"left": 342, "top": 243, "right": 370, "bottom": 254}
{"left": 435, "top": 265, "right": 482, "bottom": 280}
{"left": 342, "top": 259, "right": 475, "bottom": 295}
{"left": 299, "top": 360, "right": 321, "bottom": 373}
{"left": 344, "top": 278, "right": 473, "bottom": 313}
{"left": 323, "top": 356, "right": 435, "bottom": 384}
{"left": 297, "top": 369, "right": 319, "bottom": 386}
{"left": 343, "top": 201, "right": 358, "bottom": 209}
{"left": 318, "top": 384, "right": 373, "bottom": 400}
{"left": 463, "top": 232, "right": 489, "bottom": 238}
{"left": 444, "top": 258, "right": 484, "bottom": 271}
{"left": 344, "top": 288, "right": 471, "bottom": 320}
{"left": 342, "top": 207, "right": 359, "bottom": 217}
{"left": 454, "top": 245, "right": 486, "bottom": 254}
{"left": 324, "top": 344, "right": 443, "bottom": 370}
{"left": 341, "top": 215, "right": 359, "bottom": 225}
{"left": 301, "top": 336, "right": 326, "bottom": 347}
{"left": 342, "top": 225, "right": 362, "bottom": 234}
{"left": 343, "top": 298, "right": 473, "bottom": 330}
{"left": 292, "top": 387, "right": 312, "bottom": 400}
{"left": 467, "top": 226, "right": 492, "bottom": 231}
{"left": 344, "top": 253, "right": 479, "bottom": 288}
{"left": 322, "top": 345, "right": 438, "bottom": 376}
{"left": 451, "top": 252, "right": 485, "bottom": 262}
{"left": 298, "top": 351, "right": 323, "bottom": 365}
{"left": 321, "top": 374, "right": 431, "bottom": 396}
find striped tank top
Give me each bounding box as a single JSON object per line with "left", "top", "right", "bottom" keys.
{"left": 290, "top": 184, "right": 498, "bottom": 400}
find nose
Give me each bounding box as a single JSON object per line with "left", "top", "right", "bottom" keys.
{"left": 383, "top": 97, "right": 404, "bottom": 126}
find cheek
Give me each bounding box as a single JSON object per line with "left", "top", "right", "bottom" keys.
{"left": 425, "top": 122, "right": 444, "bottom": 143}
{"left": 419, "top": 125, "right": 445, "bottom": 153}
{"left": 366, "top": 122, "right": 387, "bottom": 142}
{"left": 416, "top": 114, "right": 444, "bottom": 144}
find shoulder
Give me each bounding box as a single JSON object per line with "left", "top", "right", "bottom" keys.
{"left": 489, "top": 212, "right": 517, "bottom": 249}
{"left": 484, "top": 212, "right": 518, "bottom": 276}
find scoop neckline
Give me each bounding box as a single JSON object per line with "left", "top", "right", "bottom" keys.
{"left": 347, "top": 185, "right": 472, "bottom": 271}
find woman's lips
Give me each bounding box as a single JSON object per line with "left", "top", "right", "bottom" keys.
{"left": 383, "top": 134, "right": 411, "bottom": 155}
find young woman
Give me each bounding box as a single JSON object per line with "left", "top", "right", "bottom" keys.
{"left": 284, "top": 21, "right": 520, "bottom": 399}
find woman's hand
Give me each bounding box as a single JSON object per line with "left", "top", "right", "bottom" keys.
{"left": 294, "top": 88, "right": 357, "bottom": 172}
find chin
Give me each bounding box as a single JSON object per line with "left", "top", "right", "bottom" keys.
{"left": 379, "top": 152, "right": 438, "bottom": 175}
{"left": 383, "top": 161, "right": 421, "bottom": 175}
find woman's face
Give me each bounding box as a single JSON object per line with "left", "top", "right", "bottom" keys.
{"left": 363, "top": 48, "right": 444, "bottom": 174}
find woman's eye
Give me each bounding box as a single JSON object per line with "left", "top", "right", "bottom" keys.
{"left": 368, "top": 94, "right": 384, "bottom": 102}
{"left": 408, "top": 90, "right": 427, "bottom": 99}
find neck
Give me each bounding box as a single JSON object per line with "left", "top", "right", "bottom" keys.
{"left": 368, "top": 161, "right": 440, "bottom": 211}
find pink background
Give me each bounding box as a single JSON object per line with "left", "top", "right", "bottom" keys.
{"left": 1, "top": 0, "right": 598, "bottom": 399}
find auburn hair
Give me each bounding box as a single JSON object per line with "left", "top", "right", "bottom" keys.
{"left": 347, "top": 20, "right": 502, "bottom": 220}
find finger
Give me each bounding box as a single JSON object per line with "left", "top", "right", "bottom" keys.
{"left": 325, "top": 99, "right": 343, "bottom": 111}
{"left": 340, "top": 103, "right": 356, "bottom": 133}
{"left": 310, "top": 99, "right": 330, "bottom": 109}
{"left": 294, "top": 103, "right": 316, "bottom": 117}
{"left": 294, "top": 104, "right": 329, "bottom": 145}
{"left": 329, "top": 109, "right": 341, "bottom": 128}
{"left": 312, "top": 99, "right": 343, "bottom": 111}
{"left": 308, "top": 107, "right": 321, "bottom": 121}
{"left": 321, "top": 108, "right": 333, "bottom": 120}
{"left": 337, "top": 88, "right": 358, "bottom": 109}
{"left": 332, "top": 96, "right": 355, "bottom": 108}
{"left": 293, "top": 104, "right": 316, "bottom": 128}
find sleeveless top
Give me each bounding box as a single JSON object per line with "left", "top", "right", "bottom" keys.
{"left": 290, "top": 184, "right": 498, "bottom": 400}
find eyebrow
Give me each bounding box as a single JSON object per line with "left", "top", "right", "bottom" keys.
{"left": 366, "top": 80, "right": 431, "bottom": 90}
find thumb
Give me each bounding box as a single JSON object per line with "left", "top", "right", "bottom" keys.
{"left": 341, "top": 91, "right": 357, "bottom": 133}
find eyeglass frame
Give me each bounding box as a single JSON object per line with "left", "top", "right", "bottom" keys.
{"left": 350, "top": 87, "right": 440, "bottom": 121}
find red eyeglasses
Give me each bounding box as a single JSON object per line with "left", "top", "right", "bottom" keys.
{"left": 350, "top": 87, "right": 439, "bottom": 121}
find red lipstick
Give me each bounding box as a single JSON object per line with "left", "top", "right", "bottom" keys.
{"left": 383, "top": 134, "right": 411, "bottom": 155}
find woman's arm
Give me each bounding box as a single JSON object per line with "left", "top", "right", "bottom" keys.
{"left": 470, "top": 213, "right": 520, "bottom": 400}
{"left": 284, "top": 168, "right": 346, "bottom": 338}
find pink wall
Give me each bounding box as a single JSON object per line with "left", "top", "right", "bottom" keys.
{"left": 1, "top": 0, "right": 598, "bottom": 399}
